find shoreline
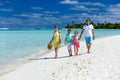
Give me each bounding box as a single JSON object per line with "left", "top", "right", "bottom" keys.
{"left": 0, "top": 35, "right": 120, "bottom": 80}
{"left": 0, "top": 44, "right": 65, "bottom": 76}
{"left": 0, "top": 47, "right": 54, "bottom": 75}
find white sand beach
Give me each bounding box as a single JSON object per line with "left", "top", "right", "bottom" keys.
{"left": 0, "top": 35, "right": 120, "bottom": 80}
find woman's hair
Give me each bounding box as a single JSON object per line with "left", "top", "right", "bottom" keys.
{"left": 54, "top": 25, "right": 58, "bottom": 28}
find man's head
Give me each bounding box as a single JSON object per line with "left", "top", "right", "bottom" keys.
{"left": 86, "top": 18, "right": 91, "bottom": 25}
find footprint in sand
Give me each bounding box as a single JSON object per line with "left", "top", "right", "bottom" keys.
{"left": 65, "top": 73, "right": 74, "bottom": 80}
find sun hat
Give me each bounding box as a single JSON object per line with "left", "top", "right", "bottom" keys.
{"left": 47, "top": 42, "right": 52, "bottom": 50}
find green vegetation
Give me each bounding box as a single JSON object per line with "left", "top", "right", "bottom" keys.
{"left": 65, "top": 21, "right": 120, "bottom": 29}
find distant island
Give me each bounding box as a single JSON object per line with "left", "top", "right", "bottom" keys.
{"left": 65, "top": 21, "right": 120, "bottom": 29}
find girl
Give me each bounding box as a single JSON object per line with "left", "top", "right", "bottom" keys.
{"left": 73, "top": 31, "right": 80, "bottom": 55}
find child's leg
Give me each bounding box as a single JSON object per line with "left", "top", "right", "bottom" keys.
{"left": 74, "top": 47, "right": 76, "bottom": 54}
{"left": 75, "top": 48, "right": 78, "bottom": 55}
{"left": 76, "top": 48, "right": 78, "bottom": 55}
{"left": 68, "top": 49, "right": 72, "bottom": 56}
{"left": 74, "top": 48, "right": 77, "bottom": 55}
{"left": 67, "top": 44, "right": 72, "bottom": 56}
{"left": 70, "top": 49, "right": 72, "bottom": 56}
{"left": 68, "top": 49, "right": 70, "bottom": 55}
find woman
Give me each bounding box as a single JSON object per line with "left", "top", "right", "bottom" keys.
{"left": 50, "top": 26, "right": 61, "bottom": 58}
{"left": 79, "top": 18, "right": 95, "bottom": 53}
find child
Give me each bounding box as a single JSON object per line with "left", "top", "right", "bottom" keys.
{"left": 73, "top": 31, "right": 80, "bottom": 55}
{"left": 65, "top": 28, "right": 73, "bottom": 56}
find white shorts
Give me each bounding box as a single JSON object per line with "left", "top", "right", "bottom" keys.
{"left": 67, "top": 43, "right": 72, "bottom": 49}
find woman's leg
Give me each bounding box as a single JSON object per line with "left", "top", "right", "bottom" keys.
{"left": 55, "top": 48, "right": 58, "bottom": 58}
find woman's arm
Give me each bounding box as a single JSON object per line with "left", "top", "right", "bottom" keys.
{"left": 59, "top": 31, "right": 61, "bottom": 44}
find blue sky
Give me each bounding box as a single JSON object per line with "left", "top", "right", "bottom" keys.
{"left": 0, "top": 0, "right": 120, "bottom": 29}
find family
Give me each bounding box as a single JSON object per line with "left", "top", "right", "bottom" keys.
{"left": 50, "top": 18, "right": 95, "bottom": 58}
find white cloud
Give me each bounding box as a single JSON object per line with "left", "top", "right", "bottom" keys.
{"left": 92, "top": 2, "right": 105, "bottom": 7}
{"left": 14, "top": 13, "right": 44, "bottom": 18}
{"left": 70, "top": 5, "right": 99, "bottom": 11}
{"left": 31, "top": 7, "right": 43, "bottom": 10}
{"left": 0, "top": 8, "right": 13, "bottom": 12}
{"left": 43, "top": 11, "right": 59, "bottom": 14}
{"left": 107, "top": 4, "right": 120, "bottom": 15}
{"left": 60, "top": 12, "right": 120, "bottom": 24}
{"left": 81, "top": 13, "right": 89, "bottom": 16}
{"left": 0, "top": 12, "right": 62, "bottom": 28}
{"left": 68, "top": 2, "right": 104, "bottom": 11}
{"left": 0, "top": 3, "right": 3, "bottom": 5}
{"left": 0, "top": 16, "right": 23, "bottom": 27}
{"left": 80, "top": 2, "right": 105, "bottom": 7}
{"left": 60, "top": 0, "right": 79, "bottom": 4}
{"left": 60, "top": 1, "right": 105, "bottom": 7}
{"left": 4, "top": 1, "right": 11, "bottom": 3}
{"left": 0, "top": 1, "right": 11, "bottom": 6}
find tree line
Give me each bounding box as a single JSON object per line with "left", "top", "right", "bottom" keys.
{"left": 65, "top": 21, "right": 120, "bottom": 29}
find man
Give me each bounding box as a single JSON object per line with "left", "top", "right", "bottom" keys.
{"left": 79, "top": 18, "right": 95, "bottom": 53}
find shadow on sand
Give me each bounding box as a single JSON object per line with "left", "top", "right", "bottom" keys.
{"left": 28, "top": 53, "right": 86, "bottom": 61}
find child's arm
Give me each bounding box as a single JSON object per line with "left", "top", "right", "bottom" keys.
{"left": 72, "top": 36, "right": 74, "bottom": 45}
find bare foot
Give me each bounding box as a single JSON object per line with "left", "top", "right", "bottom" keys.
{"left": 55, "top": 55, "right": 57, "bottom": 58}
{"left": 75, "top": 53, "right": 78, "bottom": 55}
{"left": 87, "top": 51, "right": 91, "bottom": 53}
{"left": 69, "top": 54, "right": 72, "bottom": 56}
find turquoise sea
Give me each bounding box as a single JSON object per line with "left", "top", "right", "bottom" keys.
{"left": 0, "top": 29, "right": 120, "bottom": 67}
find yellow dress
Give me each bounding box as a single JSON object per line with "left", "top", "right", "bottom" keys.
{"left": 53, "top": 31, "right": 60, "bottom": 48}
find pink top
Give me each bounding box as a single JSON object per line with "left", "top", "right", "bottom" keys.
{"left": 73, "top": 36, "right": 80, "bottom": 48}
{"left": 73, "top": 36, "right": 79, "bottom": 42}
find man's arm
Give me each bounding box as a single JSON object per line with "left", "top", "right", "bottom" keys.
{"left": 92, "top": 29, "right": 95, "bottom": 40}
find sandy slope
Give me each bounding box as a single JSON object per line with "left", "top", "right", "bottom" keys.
{"left": 0, "top": 35, "right": 120, "bottom": 80}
